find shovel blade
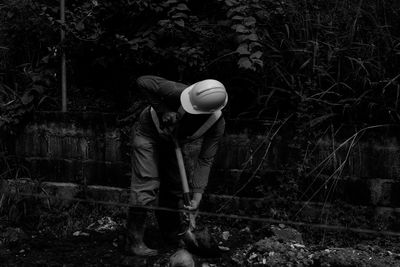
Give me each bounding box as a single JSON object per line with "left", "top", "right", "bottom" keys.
{"left": 182, "top": 227, "right": 221, "bottom": 258}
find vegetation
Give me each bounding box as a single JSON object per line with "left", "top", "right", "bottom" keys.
{"left": 1, "top": 0, "right": 400, "bottom": 129}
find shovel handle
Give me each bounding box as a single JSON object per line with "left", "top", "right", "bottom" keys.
{"left": 173, "top": 138, "right": 191, "bottom": 206}
{"left": 183, "top": 192, "right": 191, "bottom": 206}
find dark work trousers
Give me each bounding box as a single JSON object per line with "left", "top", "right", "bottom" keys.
{"left": 130, "top": 107, "right": 184, "bottom": 236}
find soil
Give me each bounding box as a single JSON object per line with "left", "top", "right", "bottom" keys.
{"left": 2, "top": 214, "right": 400, "bottom": 267}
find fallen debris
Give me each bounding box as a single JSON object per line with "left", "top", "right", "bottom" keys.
{"left": 0, "top": 227, "right": 28, "bottom": 247}
{"left": 86, "top": 216, "right": 117, "bottom": 232}
{"left": 72, "top": 231, "right": 90, "bottom": 237}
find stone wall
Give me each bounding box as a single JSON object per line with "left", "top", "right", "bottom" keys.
{"left": 13, "top": 112, "right": 130, "bottom": 187}
{"left": 5, "top": 111, "right": 400, "bottom": 210}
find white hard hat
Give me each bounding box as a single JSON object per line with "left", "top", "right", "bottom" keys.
{"left": 180, "top": 79, "right": 228, "bottom": 114}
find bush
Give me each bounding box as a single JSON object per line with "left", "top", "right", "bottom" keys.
{"left": 1, "top": 0, "right": 400, "bottom": 125}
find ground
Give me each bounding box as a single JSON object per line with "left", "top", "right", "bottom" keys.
{"left": 2, "top": 210, "right": 400, "bottom": 267}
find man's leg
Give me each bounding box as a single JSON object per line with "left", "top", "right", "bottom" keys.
{"left": 126, "top": 127, "right": 160, "bottom": 256}
{"left": 155, "top": 142, "right": 186, "bottom": 244}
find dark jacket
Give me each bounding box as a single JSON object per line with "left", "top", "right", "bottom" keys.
{"left": 136, "top": 75, "right": 225, "bottom": 193}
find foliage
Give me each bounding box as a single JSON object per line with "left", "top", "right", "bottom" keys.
{"left": 255, "top": 0, "right": 400, "bottom": 126}
{"left": 2, "top": 0, "right": 400, "bottom": 128}
{"left": 0, "top": 67, "right": 56, "bottom": 135}
{"left": 0, "top": 0, "right": 58, "bottom": 135}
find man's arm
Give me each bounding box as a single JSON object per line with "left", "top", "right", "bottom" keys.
{"left": 136, "top": 75, "right": 186, "bottom": 127}
{"left": 136, "top": 75, "right": 174, "bottom": 114}
{"left": 186, "top": 117, "right": 225, "bottom": 209}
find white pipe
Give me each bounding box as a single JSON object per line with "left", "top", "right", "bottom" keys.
{"left": 60, "top": 0, "right": 67, "bottom": 112}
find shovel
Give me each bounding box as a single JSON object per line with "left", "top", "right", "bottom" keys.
{"left": 172, "top": 138, "right": 221, "bottom": 258}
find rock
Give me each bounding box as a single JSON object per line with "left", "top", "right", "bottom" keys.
{"left": 169, "top": 249, "right": 195, "bottom": 267}
{"left": 270, "top": 225, "right": 303, "bottom": 244}
{"left": 222, "top": 231, "right": 230, "bottom": 241}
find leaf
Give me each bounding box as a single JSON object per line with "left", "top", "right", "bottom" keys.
{"left": 243, "top": 33, "right": 258, "bottom": 41}
{"left": 141, "top": 30, "right": 153, "bottom": 37}
{"left": 236, "top": 44, "right": 250, "bottom": 55}
{"left": 227, "top": 6, "right": 247, "bottom": 17}
{"left": 249, "top": 42, "right": 262, "bottom": 51}
{"left": 252, "top": 59, "right": 264, "bottom": 68}
{"left": 250, "top": 51, "right": 262, "bottom": 59}
{"left": 234, "top": 24, "right": 248, "bottom": 33}
{"left": 172, "top": 12, "right": 188, "bottom": 19}
{"left": 225, "top": 0, "right": 238, "bottom": 7}
{"left": 238, "top": 57, "right": 252, "bottom": 69}
{"left": 21, "top": 93, "right": 34, "bottom": 105}
{"left": 41, "top": 55, "right": 50, "bottom": 64}
{"left": 174, "top": 20, "right": 185, "bottom": 27}
{"left": 158, "top": 19, "right": 170, "bottom": 26}
{"left": 128, "top": 37, "right": 141, "bottom": 44}
{"left": 238, "top": 33, "right": 262, "bottom": 42}
{"left": 231, "top": 15, "right": 244, "bottom": 21}
{"left": 244, "top": 16, "right": 256, "bottom": 26}
{"left": 75, "top": 22, "right": 85, "bottom": 31}
{"left": 146, "top": 39, "right": 155, "bottom": 47}
{"left": 175, "top": 3, "right": 189, "bottom": 11}
{"left": 216, "top": 20, "right": 231, "bottom": 27}
{"left": 255, "top": 10, "right": 270, "bottom": 19}
{"left": 230, "top": 24, "right": 239, "bottom": 30}
{"left": 165, "top": 0, "right": 178, "bottom": 6}
{"left": 88, "top": 32, "right": 101, "bottom": 40}
{"left": 130, "top": 43, "right": 139, "bottom": 50}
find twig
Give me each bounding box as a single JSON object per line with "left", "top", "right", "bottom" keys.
{"left": 216, "top": 114, "right": 293, "bottom": 213}
{"left": 204, "top": 51, "right": 238, "bottom": 69}
{"left": 295, "top": 124, "right": 390, "bottom": 218}
{"left": 240, "top": 112, "right": 279, "bottom": 169}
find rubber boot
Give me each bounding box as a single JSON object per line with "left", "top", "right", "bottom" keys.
{"left": 126, "top": 208, "right": 158, "bottom": 256}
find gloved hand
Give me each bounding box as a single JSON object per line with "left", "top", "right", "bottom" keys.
{"left": 184, "top": 193, "right": 202, "bottom": 211}
{"left": 184, "top": 199, "right": 200, "bottom": 211}
{"left": 161, "top": 111, "right": 179, "bottom": 129}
